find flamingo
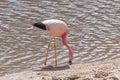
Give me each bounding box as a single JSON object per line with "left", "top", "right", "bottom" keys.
{"left": 27, "top": 19, "right": 73, "bottom": 65}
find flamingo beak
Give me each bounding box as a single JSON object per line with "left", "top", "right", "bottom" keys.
{"left": 27, "top": 26, "right": 36, "bottom": 30}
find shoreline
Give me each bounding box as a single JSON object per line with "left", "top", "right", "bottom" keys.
{"left": 0, "top": 59, "right": 120, "bottom": 80}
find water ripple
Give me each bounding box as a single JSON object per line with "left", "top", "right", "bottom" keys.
{"left": 0, "top": 0, "right": 120, "bottom": 76}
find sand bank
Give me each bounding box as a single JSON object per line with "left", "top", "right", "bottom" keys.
{"left": 0, "top": 59, "right": 120, "bottom": 80}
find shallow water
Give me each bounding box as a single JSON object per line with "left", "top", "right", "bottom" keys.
{"left": 0, "top": 0, "right": 120, "bottom": 76}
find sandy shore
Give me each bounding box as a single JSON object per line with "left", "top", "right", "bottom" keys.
{"left": 0, "top": 59, "right": 120, "bottom": 80}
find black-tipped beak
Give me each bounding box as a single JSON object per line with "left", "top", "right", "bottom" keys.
{"left": 27, "top": 26, "right": 35, "bottom": 30}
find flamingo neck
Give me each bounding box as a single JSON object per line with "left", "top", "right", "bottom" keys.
{"left": 62, "top": 32, "right": 73, "bottom": 60}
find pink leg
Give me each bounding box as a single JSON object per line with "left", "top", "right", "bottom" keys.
{"left": 43, "top": 38, "right": 52, "bottom": 65}
{"left": 53, "top": 37, "right": 57, "bottom": 65}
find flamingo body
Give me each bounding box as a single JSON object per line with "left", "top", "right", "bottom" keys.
{"left": 42, "top": 19, "right": 67, "bottom": 37}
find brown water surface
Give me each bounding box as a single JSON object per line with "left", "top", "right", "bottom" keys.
{"left": 0, "top": 0, "right": 120, "bottom": 76}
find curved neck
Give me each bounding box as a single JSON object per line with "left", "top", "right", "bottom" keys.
{"left": 62, "top": 32, "right": 73, "bottom": 60}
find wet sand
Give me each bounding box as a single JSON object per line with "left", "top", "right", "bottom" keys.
{"left": 0, "top": 59, "right": 120, "bottom": 80}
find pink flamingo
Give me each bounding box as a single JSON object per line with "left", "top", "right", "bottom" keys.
{"left": 27, "top": 19, "right": 73, "bottom": 65}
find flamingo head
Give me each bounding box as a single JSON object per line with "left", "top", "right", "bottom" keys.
{"left": 27, "top": 22, "right": 46, "bottom": 30}
{"left": 32, "top": 22, "right": 46, "bottom": 30}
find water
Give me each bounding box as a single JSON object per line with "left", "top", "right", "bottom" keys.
{"left": 0, "top": 0, "right": 120, "bottom": 76}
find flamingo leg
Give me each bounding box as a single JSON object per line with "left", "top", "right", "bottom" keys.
{"left": 44, "top": 37, "right": 52, "bottom": 65}
{"left": 53, "top": 37, "right": 57, "bottom": 65}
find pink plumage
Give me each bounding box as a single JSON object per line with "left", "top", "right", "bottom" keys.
{"left": 43, "top": 19, "right": 67, "bottom": 36}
